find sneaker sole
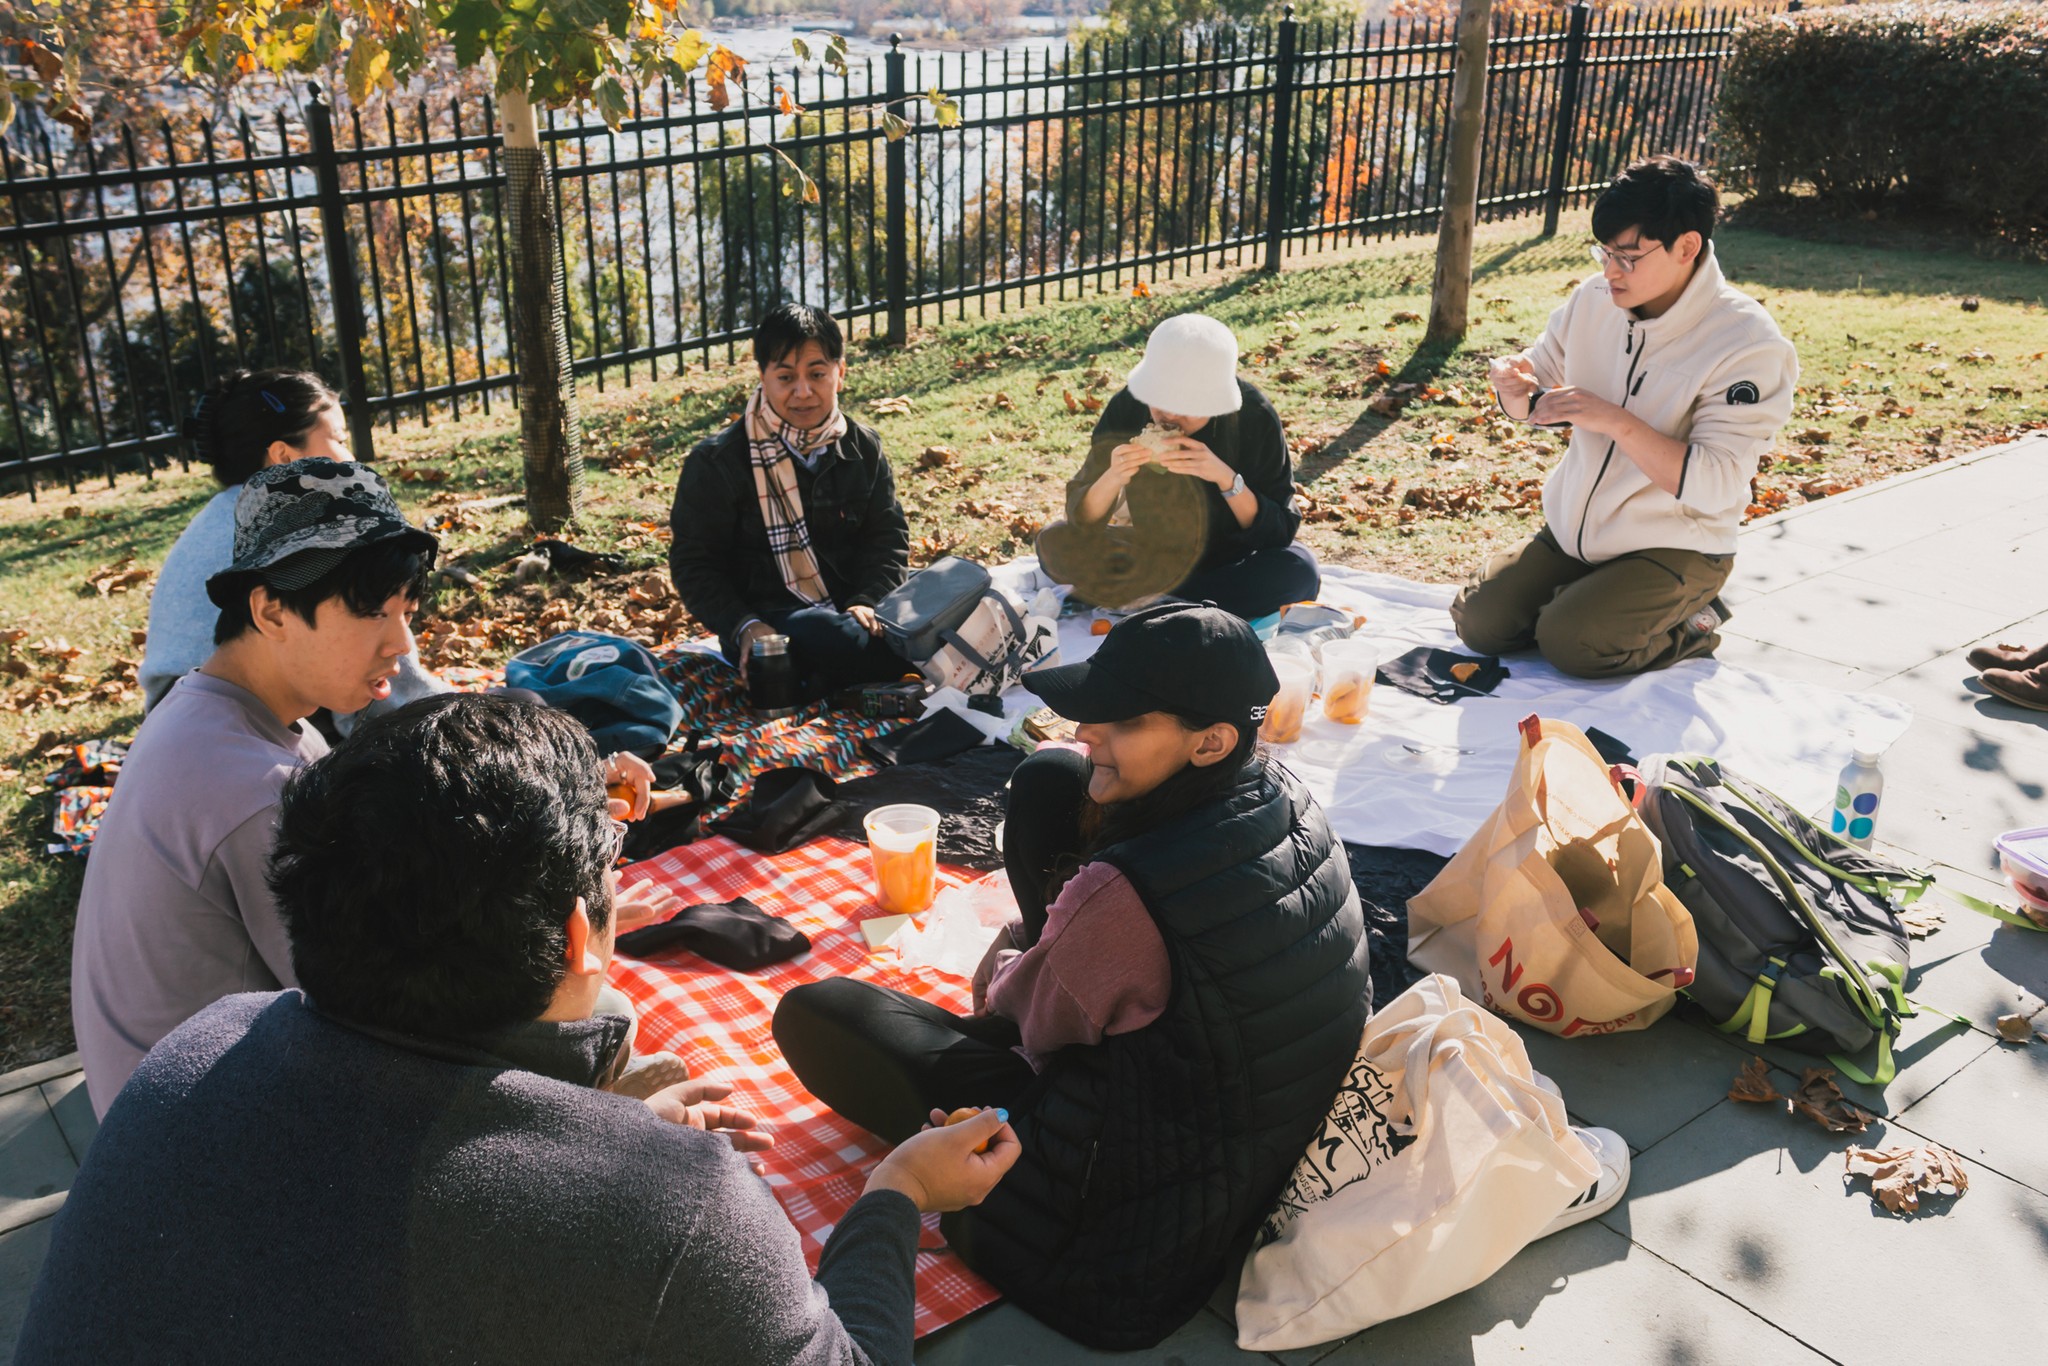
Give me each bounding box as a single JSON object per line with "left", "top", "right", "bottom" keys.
{"left": 1980, "top": 676, "right": 2048, "bottom": 712}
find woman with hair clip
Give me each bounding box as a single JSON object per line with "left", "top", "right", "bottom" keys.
{"left": 141, "top": 368, "right": 446, "bottom": 721}
{"left": 775, "top": 603, "right": 1372, "bottom": 1350}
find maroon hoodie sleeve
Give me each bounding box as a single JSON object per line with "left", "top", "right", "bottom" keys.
{"left": 984, "top": 862, "right": 1170, "bottom": 1066}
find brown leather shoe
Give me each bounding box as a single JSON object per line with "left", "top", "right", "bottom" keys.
{"left": 1968, "top": 640, "right": 2048, "bottom": 672}
{"left": 1981, "top": 663, "right": 2048, "bottom": 711}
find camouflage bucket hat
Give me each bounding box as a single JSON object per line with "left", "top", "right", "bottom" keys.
{"left": 205, "top": 457, "right": 438, "bottom": 608}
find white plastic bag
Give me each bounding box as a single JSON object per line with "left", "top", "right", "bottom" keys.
{"left": 1235, "top": 973, "right": 1599, "bottom": 1351}
{"left": 891, "top": 870, "right": 1016, "bottom": 978}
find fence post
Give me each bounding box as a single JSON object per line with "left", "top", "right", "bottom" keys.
{"left": 884, "top": 35, "right": 909, "bottom": 346}
{"left": 306, "top": 85, "right": 376, "bottom": 463}
{"left": 1262, "top": 7, "right": 1301, "bottom": 273}
{"left": 1541, "top": 2, "right": 1592, "bottom": 237}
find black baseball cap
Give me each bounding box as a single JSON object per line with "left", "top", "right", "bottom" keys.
{"left": 1023, "top": 601, "right": 1281, "bottom": 728}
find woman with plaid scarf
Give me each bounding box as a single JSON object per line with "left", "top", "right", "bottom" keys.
{"left": 668, "top": 305, "right": 911, "bottom": 700}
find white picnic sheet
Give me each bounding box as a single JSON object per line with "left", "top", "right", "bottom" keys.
{"left": 988, "top": 560, "right": 1914, "bottom": 858}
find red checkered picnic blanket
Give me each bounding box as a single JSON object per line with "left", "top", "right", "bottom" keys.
{"left": 607, "top": 834, "right": 1002, "bottom": 1337}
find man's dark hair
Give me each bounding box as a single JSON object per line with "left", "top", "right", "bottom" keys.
{"left": 212, "top": 538, "right": 434, "bottom": 646}
{"left": 185, "top": 368, "right": 342, "bottom": 488}
{"left": 270, "top": 693, "right": 614, "bottom": 1036}
{"left": 1591, "top": 154, "right": 1718, "bottom": 248}
{"left": 753, "top": 302, "right": 844, "bottom": 368}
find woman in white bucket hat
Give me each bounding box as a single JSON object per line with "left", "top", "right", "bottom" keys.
{"left": 1035, "top": 313, "right": 1319, "bottom": 621}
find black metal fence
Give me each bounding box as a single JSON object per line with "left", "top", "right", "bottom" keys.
{"left": 0, "top": 4, "right": 1757, "bottom": 497}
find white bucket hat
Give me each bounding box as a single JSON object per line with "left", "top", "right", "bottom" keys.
{"left": 1125, "top": 313, "right": 1243, "bottom": 419}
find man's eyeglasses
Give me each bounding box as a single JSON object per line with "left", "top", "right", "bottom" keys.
{"left": 1590, "top": 241, "right": 1665, "bottom": 275}
{"left": 608, "top": 818, "right": 629, "bottom": 865}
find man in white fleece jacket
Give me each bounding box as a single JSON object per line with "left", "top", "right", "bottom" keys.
{"left": 1454, "top": 156, "right": 1798, "bottom": 678}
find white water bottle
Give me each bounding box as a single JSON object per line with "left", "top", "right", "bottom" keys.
{"left": 1830, "top": 730, "right": 1886, "bottom": 849}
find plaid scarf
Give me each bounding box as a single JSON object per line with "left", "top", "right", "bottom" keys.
{"left": 745, "top": 387, "right": 846, "bottom": 608}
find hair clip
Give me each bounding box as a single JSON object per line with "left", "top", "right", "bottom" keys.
{"left": 259, "top": 389, "right": 288, "bottom": 413}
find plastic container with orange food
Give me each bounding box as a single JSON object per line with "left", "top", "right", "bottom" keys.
{"left": 1260, "top": 654, "right": 1317, "bottom": 745}
{"left": 865, "top": 803, "right": 941, "bottom": 915}
{"left": 1318, "top": 639, "right": 1380, "bottom": 724}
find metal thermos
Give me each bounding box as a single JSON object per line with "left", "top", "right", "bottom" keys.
{"left": 748, "top": 633, "right": 799, "bottom": 717}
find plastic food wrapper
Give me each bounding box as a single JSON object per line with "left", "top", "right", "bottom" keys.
{"left": 890, "top": 869, "right": 1020, "bottom": 978}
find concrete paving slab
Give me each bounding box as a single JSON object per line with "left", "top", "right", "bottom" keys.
{"left": 1895, "top": 1033, "right": 2048, "bottom": 1199}
{"left": 1611, "top": 1098, "right": 2048, "bottom": 1366}
{"left": 1866, "top": 712, "right": 2048, "bottom": 878}
{"left": 0, "top": 1057, "right": 81, "bottom": 1101}
{"left": 37, "top": 1074, "right": 95, "bottom": 1166}
{"left": 1721, "top": 572, "right": 2010, "bottom": 677}
{"left": 1704, "top": 635, "right": 1882, "bottom": 693}
{"left": 1835, "top": 520, "right": 2048, "bottom": 622}
{"left": 1510, "top": 1015, "right": 1755, "bottom": 1152}
{"left": 1311, "top": 1218, "right": 1831, "bottom": 1366}
{"left": 0, "top": 1216, "right": 55, "bottom": 1356}
{"left": 0, "top": 1091, "right": 74, "bottom": 1237}
{"left": 915, "top": 1301, "right": 1256, "bottom": 1365}
{"left": 1721, "top": 526, "right": 1873, "bottom": 601}
{"left": 1871, "top": 648, "right": 2048, "bottom": 740}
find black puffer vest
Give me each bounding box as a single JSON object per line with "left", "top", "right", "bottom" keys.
{"left": 944, "top": 758, "right": 1371, "bottom": 1349}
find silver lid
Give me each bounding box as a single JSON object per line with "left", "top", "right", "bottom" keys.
{"left": 751, "top": 633, "right": 791, "bottom": 657}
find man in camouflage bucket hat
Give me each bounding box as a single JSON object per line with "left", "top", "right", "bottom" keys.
{"left": 71, "top": 457, "right": 446, "bottom": 1114}
{"left": 73, "top": 457, "right": 684, "bottom": 1117}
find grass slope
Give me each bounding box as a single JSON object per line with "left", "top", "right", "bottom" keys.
{"left": 2, "top": 208, "right": 2043, "bottom": 1069}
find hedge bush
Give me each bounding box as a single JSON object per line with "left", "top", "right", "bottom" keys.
{"left": 1716, "top": 2, "right": 2048, "bottom": 232}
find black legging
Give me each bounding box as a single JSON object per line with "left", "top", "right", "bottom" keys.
{"left": 774, "top": 748, "right": 1096, "bottom": 1142}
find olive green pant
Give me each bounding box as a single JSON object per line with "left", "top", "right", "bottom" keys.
{"left": 1450, "top": 524, "right": 1733, "bottom": 679}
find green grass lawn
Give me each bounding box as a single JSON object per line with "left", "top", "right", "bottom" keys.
{"left": 2, "top": 207, "right": 2044, "bottom": 1070}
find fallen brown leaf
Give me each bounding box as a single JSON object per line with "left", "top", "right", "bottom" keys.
{"left": 1789, "top": 1068, "right": 1875, "bottom": 1134}
{"left": 1389, "top": 310, "right": 1421, "bottom": 324}
{"left": 1728, "top": 1057, "right": 1783, "bottom": 1104}
{"left": 1062, "top": 389, "right": 1079, "bottom": 414}
{"left": 1844, "top": 1144, "right": 1967, "bottom": 1214}
{"left": 918, "top": 445, "right": 959, "bottom": 470}
{"left": 1995, "top": 1012, "right": 2036, "bottom": 1044}
{"left": 1079, "top": 395, "right": 1104, "bottom": 412}
{"left": 1898, "top": 903, "right": 1945, "bottom": 938}
{"left": 869, "top": 395, "right": 916, "bottom": 417}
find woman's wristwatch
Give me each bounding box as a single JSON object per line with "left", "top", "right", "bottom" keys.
{"left": 1224, "top": 471, "right": 1247, "bottom": 498}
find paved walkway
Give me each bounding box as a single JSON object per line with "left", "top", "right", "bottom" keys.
{"left": 6, "top": 435, "right": 2046, "bottom": 1362}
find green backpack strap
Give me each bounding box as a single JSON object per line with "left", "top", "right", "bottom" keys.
{"left": 1829, "top": 1033, "right": 1896, "bottom": 1088}
{"left": 1940, "top": 883, "right": 2048, "bottom": 933}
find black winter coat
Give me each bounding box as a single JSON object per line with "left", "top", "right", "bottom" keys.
{"left": 667, "top": 418, "right": 910, "bottom": 640}
{"left": 943, "top": 758, "right": 1372, "bottom": 1349}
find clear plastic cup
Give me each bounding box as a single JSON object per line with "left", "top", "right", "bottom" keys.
{"left": 1260, "top": 654, "right": 1317, "bottom": 745}
{"left": 864, "top": 803, "right": 940, "bottom": 915}
{"left": 1319, "top": 639, "right": 1380, "bottom": 724}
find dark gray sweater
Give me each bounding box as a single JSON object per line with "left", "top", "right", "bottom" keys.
{"left": 14, "top": 992, "right": 920, "bottom": 1365}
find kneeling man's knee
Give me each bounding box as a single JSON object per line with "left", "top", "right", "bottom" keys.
{"left": 1533, "top": 610, "right": 1635, "bottom": 679}
{"left": 1450, "top": 580, "right": 1530, "bottom": 656}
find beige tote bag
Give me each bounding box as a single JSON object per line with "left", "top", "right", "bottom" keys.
{"left": 1235, "top": 974, "right": 1600, "bottom": 1351}
{"left": 1409, "top": 715, "right": 1698, "bottom": 1035}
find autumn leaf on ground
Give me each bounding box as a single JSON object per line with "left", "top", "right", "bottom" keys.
{"left": 1844, "top": 1144, "right": 1968, "bottom": 1214}
{"left": 1389, "top": 310, "right": 1421, "bottom": 324}
{"left": 869, "top": 396, "right": 915, "bottom": 417}
{"left": 1130, "top": 281, "right": 1151, "bottom": 299}
{"left": 1062, "top": 389, "right": 1079, "bottom": 414}
{"left": 1079, "top": 395, "right": 1103, "bottom": 412}
{"left": 1367, "top": 394, "right": 1404, "bottom": 418}
{"left": 1994, "top": 1012, "right": 2037, "bottom": 1044}
{"left": 1728, "top": 1057, "right": 1783, "bottom": 1104}
{"left": 918, "top": 445, "right": 959, "bottom": 470}
{"left": 30, "top": 638, "right": 82, "bottom": 663}
{"left": 1789, "top": 1068, "right": 1876, "bottom": 1134}
{"left": 1898, "top": 903, "right": 1945, "bottom": 938}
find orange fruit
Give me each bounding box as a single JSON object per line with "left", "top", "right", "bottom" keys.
{"left": 944, "top": 1106, "right": 994, "bottom": 1153}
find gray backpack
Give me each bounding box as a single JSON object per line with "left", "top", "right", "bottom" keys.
{"left": 873, "top": 556, "right": 1052, "bottom": 697}
{"left": 1639, "top": 754, "right": 1920, "bottom": 1084}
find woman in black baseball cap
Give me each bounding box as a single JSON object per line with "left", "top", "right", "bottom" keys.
{"left": 776, "top": 603, "right": 1371, "bottom": 1349}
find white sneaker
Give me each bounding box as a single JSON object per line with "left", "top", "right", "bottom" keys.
{"left": 1539, "top": 1126, "right": 1630, "bottom": 1238}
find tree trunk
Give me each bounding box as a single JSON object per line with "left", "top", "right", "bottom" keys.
{"left": 500, "top": 88, "right": 583, "bottom": 532}
{"left": 1426, "top": 0, "right": 1494, "bottom": 347}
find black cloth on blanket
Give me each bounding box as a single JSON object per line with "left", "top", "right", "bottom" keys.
{"left": 831, "top": 746, "right": 1023, "bottom": 871}
{"left": 1377, "top": 646, "right": 1509, "bottom": 704}
{"left": 614, "top": 895, "right": 812, "bottom": 970}
{"left": 1343, "top": 842, "right": 1443, "bottom": 1008}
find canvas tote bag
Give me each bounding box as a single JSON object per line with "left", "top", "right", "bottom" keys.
{"left": 1409, "top": 715, "right": 1698, "bottom": 1036}
{"left": 1234, "top": 973, "right": 1600, "bottom": 1351}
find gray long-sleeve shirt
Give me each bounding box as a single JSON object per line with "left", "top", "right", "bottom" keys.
{"left": 17, "top": 992, "right": 922, "bottom": 1365}
{"left": 70, "top": 671, "right": 326, "bottom": 1116}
